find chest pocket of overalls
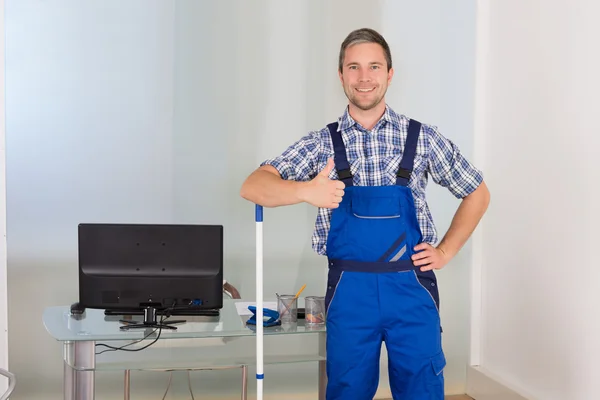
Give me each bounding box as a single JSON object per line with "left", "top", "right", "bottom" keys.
{"left": 351, "top": 195, "right": 402, "bottom": 219}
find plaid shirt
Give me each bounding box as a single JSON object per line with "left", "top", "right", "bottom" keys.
{"left": 261, "top": 105, "right": 483, "bottom": 256}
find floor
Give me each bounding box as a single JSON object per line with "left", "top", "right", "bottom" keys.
{"left": 384, "top": 397, "right": 472, "bottom": 400}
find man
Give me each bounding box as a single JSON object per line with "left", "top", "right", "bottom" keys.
{"left": 240, "top": 28, "right": 490, "bottom": 400}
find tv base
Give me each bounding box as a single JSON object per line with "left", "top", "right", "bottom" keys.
{"left": 118, "top": 306, "right": 185, "bottom": 331}
{"left": 119, "top": 320, "right": 185, "bottom": 331}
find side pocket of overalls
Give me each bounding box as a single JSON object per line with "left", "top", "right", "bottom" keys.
{"left": 427, "top": 350, "right": 446, "bottom": 400}
{"left": 412, "top": 271, "right": 440, "bottom": 311}
{"left": 324, "top": 269, "right": 343, "bottom": 319}
{"left": 412, "top": 270, "right": 443, "bottom": 332}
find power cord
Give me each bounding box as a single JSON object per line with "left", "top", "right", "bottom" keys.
{"left": 161, "top": 372, "right": 173, "bottom": 400}
{"left": 187, "top": 371, "right": 196, "bottom": 400}
{"left": 94, "top": 302, "right": 197, "bottom": 399}
{"left": 160, "top": 371, "right": 195, "bottom": 400}
{"left": 95, "top": 303, "right": 176, "bottom": 355}
{"left": 95, "top": 324, "right": 162, "bottom": 355}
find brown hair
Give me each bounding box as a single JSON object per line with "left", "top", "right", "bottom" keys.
{"left": 339, "top": 28, "right": 392, "bottom": 72}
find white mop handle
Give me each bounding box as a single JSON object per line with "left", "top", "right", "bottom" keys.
{"left": 255, "top": 204, "right": 264, "bottom": 400}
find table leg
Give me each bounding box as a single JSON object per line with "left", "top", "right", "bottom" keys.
{"left": 318, "top": 331, "right": 327, "bottom": 400}
{"left": 241, "top": 365, "right": 248, "bottom": 400}
{"left": 124, "top": 370, "right": 131, "bottom": 400}
{"left": 64, "top": 361, "right": 75, "bottom": 400}
{"left": 64, "top": 341, "right": 96, "bottom": 400}
{"left": 318, "top": 360, "right": 327, "bottom": 400}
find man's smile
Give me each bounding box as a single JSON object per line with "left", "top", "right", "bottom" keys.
{"left": 355, "top": 87, "right": 376, "bottom": 93}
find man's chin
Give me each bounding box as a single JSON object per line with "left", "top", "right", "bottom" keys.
{"left": 352, "top": 99, "right": 381, "bottom": 111}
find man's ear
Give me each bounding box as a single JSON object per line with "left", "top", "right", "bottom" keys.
{"left": 338, "top": 69, "right": 343, "bottom": 84}
{"left": 387, "top": 67, "right": 394, "bottom": 85}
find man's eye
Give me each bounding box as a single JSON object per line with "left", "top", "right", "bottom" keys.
{"left": 371, "top": 65, "right": 380, "bottom": 69}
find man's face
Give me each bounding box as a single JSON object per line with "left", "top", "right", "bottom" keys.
{"left": 339, "top": 42, "right": 393, "bottom": 112}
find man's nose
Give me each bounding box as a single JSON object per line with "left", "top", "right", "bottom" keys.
{"left": 358, "top": 70, "right": 371, "bottom": 82}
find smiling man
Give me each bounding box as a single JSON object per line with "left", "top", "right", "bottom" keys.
{"left": 240, "top": 28, "right": 490, "bottom": 400}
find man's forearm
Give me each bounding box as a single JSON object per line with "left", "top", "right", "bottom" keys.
{"left": 240, "top": 167, "right": 309, "bottom": 207}
{"left": 437, "top": 181, "right": 490, "bottom": 259}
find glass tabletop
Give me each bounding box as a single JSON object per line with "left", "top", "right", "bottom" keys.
{"left": 43, "top": 298, "right": 326, "bottom": 342}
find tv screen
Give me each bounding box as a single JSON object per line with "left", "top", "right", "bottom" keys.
{"left": 77, "top": 223, "right": 223, "bottom": 313}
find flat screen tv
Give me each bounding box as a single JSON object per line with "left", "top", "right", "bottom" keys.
{"left": 75, "top": 223, "right": 223, "bottom": 329}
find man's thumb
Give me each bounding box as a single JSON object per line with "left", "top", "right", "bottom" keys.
{"left": 320, "top": 158, "right": 335, "bottom": 177}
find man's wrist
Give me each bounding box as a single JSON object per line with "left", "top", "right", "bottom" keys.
{"left": 295, "top": 181, "right": 312, "bottom": 204}
{"left": 436, "top": 243, "right": 455, "bottom": 261}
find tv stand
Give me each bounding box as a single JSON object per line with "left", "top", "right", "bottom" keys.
{"left": 118, "top": 306, "right": 186, "bottom": 331}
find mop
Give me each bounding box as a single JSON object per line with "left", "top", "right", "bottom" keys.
{"left": 255, "top": 204, "right": 264, "bottom": 400}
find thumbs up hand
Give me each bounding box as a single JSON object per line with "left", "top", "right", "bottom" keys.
{"left": 301, "top": 158, "right": 346, "bottom": 209}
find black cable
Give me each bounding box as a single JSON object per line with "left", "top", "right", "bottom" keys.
{"left": 94, "top": 325, "right": 162, "bottom": 355}
{"left": 95, "top": 303, "right": 176, "bottom": 355}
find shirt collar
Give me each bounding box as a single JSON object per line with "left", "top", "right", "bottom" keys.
{"left": 337, "top": 104, "right": 402, "bottom": 132}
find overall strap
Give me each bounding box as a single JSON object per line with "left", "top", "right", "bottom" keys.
{"left": 326, "top": 122, "right": 353, "bottom": 187}
{"left": 396, "top": 119, "right": 422, "bottom": 186}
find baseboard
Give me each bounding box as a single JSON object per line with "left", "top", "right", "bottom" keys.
{"left": 466, "top": 366, "right": 535, "bottom": 400}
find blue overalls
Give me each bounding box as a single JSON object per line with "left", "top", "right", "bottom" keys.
{"left": 324, "top": 119, "right": 447, "bottom": 400}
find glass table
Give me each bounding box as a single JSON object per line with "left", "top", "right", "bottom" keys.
{"left": 43, "top": 299, "right": 327, "bottom": 400}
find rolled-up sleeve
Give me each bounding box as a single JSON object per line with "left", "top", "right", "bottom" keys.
{"left": 426, "top": 125, "right": 484, "bottom": 199}
{"left": 260, "top": 131, "right": 322, "bottom": 182}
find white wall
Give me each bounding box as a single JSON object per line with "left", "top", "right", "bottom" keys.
{"left": 474, "top": 0, "right": 600, "bottom": 399}
{"left": 382, "top": 1, "right": 478, "bottom": 393}
{"left": 5, "top": 1, "right": 177, "bottom": 398}
{"left": 5, "top": 1, "right": 477, "bottom": 398}
{"left": 0, "top": 0, "right": 9, "bottom": 389}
